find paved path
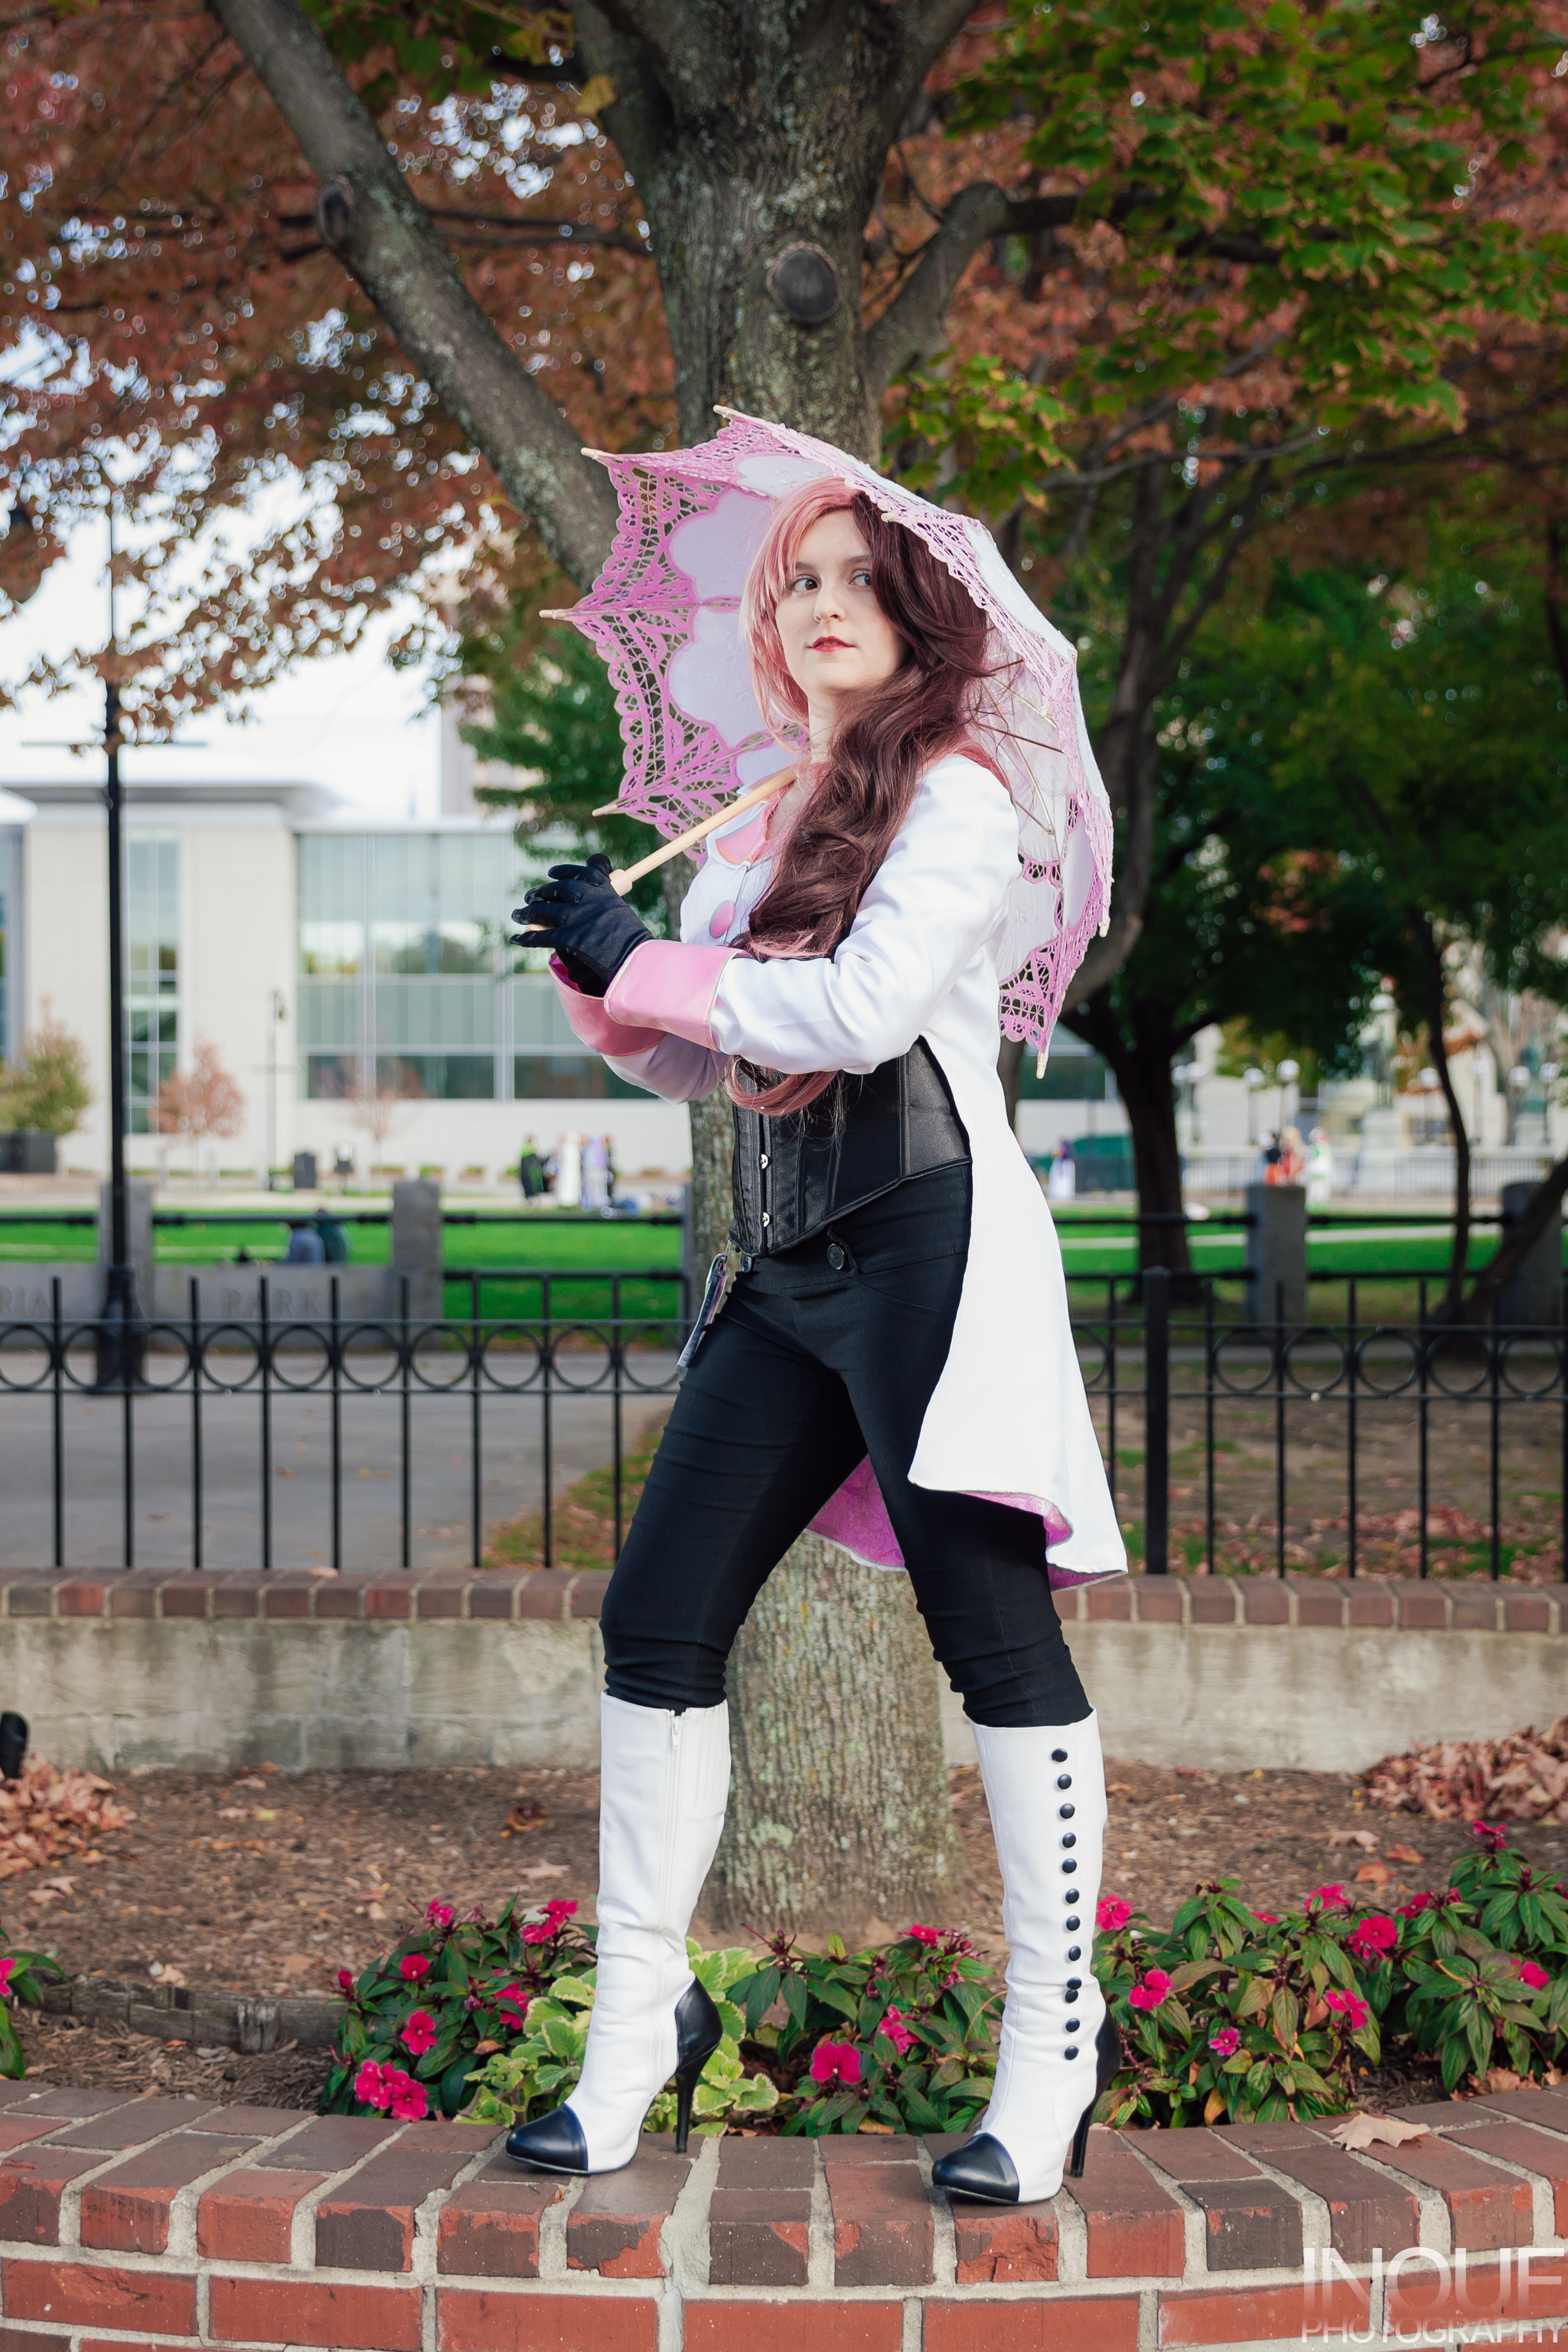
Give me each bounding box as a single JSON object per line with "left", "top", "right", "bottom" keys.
{"left": 0, "top": 1347, "right": 679, "bottom": 1572}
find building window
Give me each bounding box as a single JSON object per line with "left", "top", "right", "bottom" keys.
{"left": 513, "top": 1055, "right": 647, "bottom": 1101}
{"left": 1018, "top": 1048, "right": 1110, "bottom": 1102}
{"left": 127, "top": 833, "right": 179, "bottom": 1134}
{"left": 303, "top": 1051, "right": 496, "bottom": 1102}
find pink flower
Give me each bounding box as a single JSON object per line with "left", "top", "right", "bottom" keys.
{"left": 1471, "top": 1820, "right": 1509, "bottom": 1852}
{"left": 494, "top": 1981, "right": 530, "bottom": 2026}
{"left": 906, "top": 1924, "right": 941, "bottom": 1946}
{"left": 401, "top": 2008, "right": 437, "bottom": 2056}
{"left": 809, "top": 2041, "right": 862, "bottom": 2087}
{"left": 387, "top": 2069, "right": 428, "bottom": 2121}
{"left": 425, "top": 1900, "right": 455, "bottom": 1929}
{"left": 336, "top": 1968, "right": 356, "bottom": 1997}
{"left": 1324, "top": 1988, "right": 1370, "bottom": 2031}
{"left": 1129, "top": 1969, "right": 1173, "bottom": 2012}
{"left": 1208, "top": 2027, "right": 1241, "bottom": 2057}
{"left": 0, "top": 1957, "right": 15, "bottom": 1998}
{"left": 399, "top": 1953, "right": 431, "bottom": 1983}
{"left": 521, "top": 1901, "right": 577, "bottom": 1947}
{"left": 1519, "top": 1959, "right": 1550, "bottom": 1990}
{"left": 354, "top": 2060, "right": 393, "bottom": 2111}
{"left": 543, "top": 1898, "right": 578, "bottom": 1924}
{"left": 1347, "top": 1915, "right": 1399, "bottom": 1961}
{"left": 1251, "top": 1912, "right": 1281, "bottom": 1925}
{"left": 1097, "top": 1898, "right": 1132, "bottom": 1933}
{"left": 1305, "top": 1884, "right": 1349, "bottom": 1913}
{"left": 877, "top": 2007, "right": 915, "bottom": 2056}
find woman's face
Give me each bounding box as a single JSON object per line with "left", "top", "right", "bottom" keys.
{"left": 774, "top": 508, "right": 906, "bottom": 735}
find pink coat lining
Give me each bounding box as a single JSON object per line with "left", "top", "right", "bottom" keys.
{"left": 606, "top": 940, "right": 736, "bottom": 1049}
{"left": 810, "top": 1456, "right": 1083, "bottom": 1584}
{"left": 550, "top": 958, "right": 665, "bottom": 1054}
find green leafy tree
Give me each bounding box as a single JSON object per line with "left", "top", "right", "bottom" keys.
{"left": 0, "top": 1007, "right": 93, "bottom": 1137}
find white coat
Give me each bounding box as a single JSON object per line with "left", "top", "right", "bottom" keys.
{"left": 558, "top": 752, "right": 1127, "bottom": 1588}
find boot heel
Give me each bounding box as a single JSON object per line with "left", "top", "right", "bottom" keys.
{"left": 673, "top": 2059, "right": 701, "bottom": 2154}
{"left": 1066, "top": 2098, "right": 1095, "bottom": 2179}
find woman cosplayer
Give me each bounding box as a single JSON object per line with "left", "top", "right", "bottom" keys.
{"left": 509, "top": 478, "right": 1126, "bottom": 2207}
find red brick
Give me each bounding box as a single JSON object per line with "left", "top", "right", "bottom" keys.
{"left": 1447, "top": 2119, "right": 1568, "bottom": 2235}
{"left": 1142, "top": 2132, "right": 1302, "bottom": 2268}
{"left": 468, "top": 1579, "right": 517, "bottom": 1620}
{"left": 1385, "top": 2251, "right": 1543, "bottom": 2329}
{"left": 314, "top": 1582, "right": 366, "bottom": 1619}
{"left": 105, "top": 1585, "right": 155, "bottom": 1619}
{"left": 2, "top": 2257, "right": 197, "bottom": 2336}
{"left": 1505, "top": 1593, "right": 1551, "bottom": 1631}
{"left": 80, "top": 2127, "right": 259, "bottom": 2253}
{"left": 1223, "top": 2131, "right": 1418, "bottom": 2264}
{"left": 1473, "top": 2084, "right": 1568, "bottom": 2134}
{"left": 1134, "top": 1583, "right": 1183, "bottom": 1622}
{"left": 567, "top": 2142, "right": 689, "bottom": 2276}
{"left": 926, "top": 2295, "right": 1139, "bottom": 2351}
{"left": 80, "top": 2343, "right": 197, "bottom": 2352}
{"left": 518, "top": 1570, "right": 575, "bottom": 1619}
{"left": 1399, "top": 1587, "right": 1451, "bottom": 1628}
{"left": 1189, "top": 1584, "right": 1239, "bottom": 1624}
{"left": 1347, "top": 1583, "right": 1395, "bottom": 1626}
{"left": 2, "top": 2333, "right": 71, "bottom": 2352}
{"left": 209, "top": 2273, "right": 421, "bottom": 2348}
{"left": 1370, "top": 2126, "right": 1535, "bottom": 2248}
{"left": 213, "top": 1579, "right": 261, "bottom": 1617}
{"left": 437, "top": 2288, "right": 660, "bottom": 2352}
{"left": 1294, "top": 1582, "right": 1345, "bottom": 1626}
{"left": 417, "top": 1584, "right": 466, "bottom": 1619}
{"left": 1061, "top": 2128, "right": 1186, "bottom": 2276}
{"left": 158, "top": 1577, "right": 217, "bottom": 1618}
{"left": 315, "top": 2128, "right": 489, "bottom": 2272}
{"left": 570, "top": 1572, "right": 610, "bottom": 1619}
{"left": 436, "top": 2161, "right": 565, "bottom": 2277}
{"left": 1086, "top": 1581, "right": 1133, "bottom": 1621}
{"left": 1241, "top": 1581, "right": 1290, "bottom": 1623}
{"left": 0, "top": 2089, "right": 135, "bottom": 2119}
{"left": 1452, "top": 1587, "right": 1503, "bottom": 1630}
{"left": 198, "top": 2165, "right": 325, "bottom": 2262}
{"left": 49, "top": 2096, "right": 221, "bottom": 2151}
{"left": 365, "top": 1578, "right": 415, "bottom": 1619}
{"left": 261, "top": 1583, "right": 312, "bottom": 1618}
{"left": 1140, "top": 2130, "right": 1270, "bottom": 2184}
{"left": 708, "top": 2188, "right": 811, "bottom": 2287}
{"left": 252, "top": 2113, "right": 401, "bottom": 2170}
{"left": 0, "top": 2122, "right": 74, "bottom": 2154}
{"left": 685, "top": 2307, "right": 902, "bottom": 2352}
{"left": 2, "top": 1586, "right": 56, "bottom": 1618}
{"left": 1159, "top": 2277, "right": 1369, "bottom": 2345}
{"left": 188, "top": 2101, "right": 304, "bottom": 2137}
{"left": 0, "top": 2150, "right": 114, "bottom": 2243}
{"left": 821, "top": 2139, "right": 932, "bottom": 2287}
{"left": 954, "top": 2201, "right": 1059, "bottom": 2282}
{"left": 55, "top": 1581, "right": 107, "bottom": 1617}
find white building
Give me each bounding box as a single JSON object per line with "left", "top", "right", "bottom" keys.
{"left": 0, "top": 778, "right": 694, "bottom": 1183}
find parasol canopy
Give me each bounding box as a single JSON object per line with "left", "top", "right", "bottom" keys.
{"left": 552, "top": 409, "right": 1114, "bottom": 1056}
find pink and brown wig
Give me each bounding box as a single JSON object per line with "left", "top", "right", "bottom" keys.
{"left": 732, "top": 480, "right": 998, "bottom": 1114}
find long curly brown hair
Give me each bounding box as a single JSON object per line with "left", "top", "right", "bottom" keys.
{"left": 732, "top": 482, "right": 997, "bottom": 1114}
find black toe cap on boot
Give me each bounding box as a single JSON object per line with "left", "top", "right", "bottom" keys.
{"left": 930, "top": 2133, "right": 1020, "bottom": 2205}
{"left": 505, "top": 2104, "right": 589, "bottom": 2175}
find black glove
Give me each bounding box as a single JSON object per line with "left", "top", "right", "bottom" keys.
{"left": 510, "top": 854, "right": 653, "bottom": 997}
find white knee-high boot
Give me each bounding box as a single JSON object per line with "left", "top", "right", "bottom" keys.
{"left": 506, "top": 1694, "right": 730, "bottom": 2174}
{"left": 932, "top": 1711, "right": 1121, "bottom": 2206}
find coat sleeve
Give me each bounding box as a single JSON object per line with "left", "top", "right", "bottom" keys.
{"left": 550, "top": 960, "right": 728, "bottom": 1102}
{"left": 711, "top": 758, "right": 1017, "bottom": 1074}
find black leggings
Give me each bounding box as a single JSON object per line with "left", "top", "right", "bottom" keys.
{"left": 601, "top": 1163, "right": 1089, "bottom": 1729}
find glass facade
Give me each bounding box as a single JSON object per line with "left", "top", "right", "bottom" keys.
{"left": 127, "top": 833, "right": 179, "bottom": 1133}
{"left": 297, "top": 831, "right": 619, "bottom": 1101}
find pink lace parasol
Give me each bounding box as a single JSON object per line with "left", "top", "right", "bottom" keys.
{"left": 556, "top": 410, "right": 1114, "bottom": 1055}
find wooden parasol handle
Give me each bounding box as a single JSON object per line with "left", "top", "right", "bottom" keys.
{"left": 603, "top": 767, "right": 795, "bottom": 896}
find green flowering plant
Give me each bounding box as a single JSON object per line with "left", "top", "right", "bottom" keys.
{"left": 728, "top": 1924, "right": 999, "bottom": 2136}
{"left": 463, "top": 1941, "right": 779, "bottom": 2135}
{"left": 0, "top": 1942, "right": 63, "bottom": 2080}
{"left": 321, "top": 1895, "right": 600, "bottom": 2121}
{"left": 1380, "top": 1827, "right": 1568, "bottom": 2094}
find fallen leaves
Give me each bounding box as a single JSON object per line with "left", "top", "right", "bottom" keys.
{"left": 1355, "top": 1862, "right": 1392, "bottom": 1885}
{"left": 502, "top": 1802, "right": 551, "bottom": 1838}
{"left": 0, "top": 1762, "right": 135, "bottom": 1881}
{"left": 1365, "top": 1718, "right": 1568, "bottom": 1825}
{"left": 1386, "top": 1844, "right": 1424, "bottom": 1865}
{"left": 1328, "top": 1830, "right": 1379, "bottom": 1850}
{"left": 1327, "top": 2113, "right": 1431, "bottom": 2151}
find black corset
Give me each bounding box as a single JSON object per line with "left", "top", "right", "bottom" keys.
{"left": 730, "top": 1039, "right": 969, "bottom": 1257}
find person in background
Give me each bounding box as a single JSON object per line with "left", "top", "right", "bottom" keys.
{"left": 1280, "top": 1125, "right": 1306, "bottom": 1185}
{"left": 1047, "top": 1135, "right": 1076, "bottom": 1202}
{"left": 313, "top": 1206, "right": 349, "bottom": 1262}
{"left": 555, "top": 1132, "right": 584, "bottom": 1208}
{"left": 1261, "top": 1131, "right": 1284, "bottom": 1185}
{"left": 518, "top": 1136, "right": 546, "bottom": 1200}
{"left": 283, "top": 1219, "right": 326, "bottom": 1265}
{"left": 1306, "top": 1126, "right": 1335, "bottom": 1209}
{"left": 582, "top": 1131, "right": 611, "bottom": 1211}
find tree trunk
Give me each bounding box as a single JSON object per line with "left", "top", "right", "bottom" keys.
{"left": 705, "top": 1534, "right": 961, "bottom": 1939}
{"left": 1065, "top": 992, "right": 1195, "bottom": 1283}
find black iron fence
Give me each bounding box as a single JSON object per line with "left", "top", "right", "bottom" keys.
{"left": 0, "top": 1264, "right": 1562, "bottom": 1581}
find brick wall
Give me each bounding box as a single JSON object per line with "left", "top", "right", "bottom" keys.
{"left": 0, "top": 1566, "right": 1563, "bottom": 1778}
{"left": 2, "top": 2077, "right": 1566, "bottom": 2350}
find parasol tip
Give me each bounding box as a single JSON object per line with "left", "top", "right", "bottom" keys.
{"left": 538, "top": 608, "right": 573, "bottom": 621}
{"left": 590, "top": 799, "right": 623, "bottom": 817}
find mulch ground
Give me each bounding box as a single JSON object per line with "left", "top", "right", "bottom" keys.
{"left": 12, "top": 1756, "right": 1565, "bottom": 2113}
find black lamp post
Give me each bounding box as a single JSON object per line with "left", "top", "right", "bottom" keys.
{"left": 93, "top": 506, "right": 143, "bottom": 1389}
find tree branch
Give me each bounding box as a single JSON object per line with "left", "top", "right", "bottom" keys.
{"left": 865, "top": 183, "right": 1077, "bottom": 398}
{"left": 205, "top": 0, "right": 619, "bottom": 589}
{"left": 1414, "top": 909, "right": 1473, "bottom": 1321}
